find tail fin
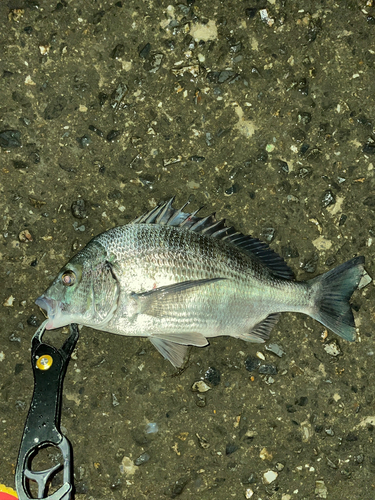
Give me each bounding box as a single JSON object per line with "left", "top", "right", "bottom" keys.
{"left": 309, "top": 256, "right": 365, "bottom": 341}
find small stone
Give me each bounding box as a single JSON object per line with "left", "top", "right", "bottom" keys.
{"left": 191, "top": 380, "right": 211, "bottom": 393}
{"left": 245, "top": 356, "right": 261, "bottom": 372}
{"left": 298, "top": 111, "right": 312, "bottom": 125}
{"left": 241, "top": 473, "right": 257, "bottom": 485}
{"left": 204, "top": 367, "right": 221, "bottom": 386}
{"left": 245, "top": 488, "right": 254, "bottom": 499}
{"left": 27, "top": 315, "right": 39, "bottom": 327}
{"left": 189, "top": 155, "right": 205, "bottom": 162}
{"left": 358, "top": 270, "right": 372, "bottom": 289}
{"left": 107, "top": 130, "right": 122, "bottom": 142}
{"left": 139, "top": 43, "right": 151, "bottom": 59}
{"left": 225, "top": 443, "right": 238, "bottom": 455}
{"left": 3, "top": 295, "right": 15, "bottom": 307}
{"left": 259, "top": 448, "right": 273, "bottom": 461}
{"left": 134, "top": 452, "right": 150, "bottom": 466}
{"left": 296, "top": 396, "right": 308, "bottom": 406}
{"left": 265, "top": 343, "right": 285, "bottom": 357}
{"left": 322, "top": 190, "right": 336, "bottom": 208}
{"left": 39, "top": 44, "right": 50, "bottom": 55}
{"left": 258, "top": 364, "right": 277, "bottom": 375}
{"left": 195, "top": 394, "right": 206, "bottom": 407}
{"left": 111, "top": 43, "right": 125, "bottom": 59}
{"left": 119, "top": 456, "right": 136, "bottom": 475}
{"left": 71, "top": 199, "right": 88, "bottom": 219}
{"left": 261, "top": 227, "right": 275, "bottom": 242}
{"left": 0, "top": 130, "right": 22, "bottom": 148}
{"left": 324, "top": 339, "right": 342, "bottom": 357}
{"left": 19, "top": 229, "right": 33, "bottom": 242}
{"left": 145, "top": 422, "right": 158, "bottom": 434}
{"left": 149, "top": 53, "right": 163, "bottom": 73}
{"left": 224, "top": 184, "right": 240, "bottom": 196}
{"left": 363, "top": 142, "right": 375, "bottom": 155}
{"left": 169, "top": 477, "right": 188, "bottom": 497}
{"left": 196, "top": 433, "right": 210, "bottom": 449}
{"left": 263, "top": 470, "right": 278, "bottom": 484}
{"left": 315, "top": 480, "right": 328, "bottom": 498}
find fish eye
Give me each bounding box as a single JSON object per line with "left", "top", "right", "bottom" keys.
{"left": 61, "top": 270, "right": 76, "bottom": 287}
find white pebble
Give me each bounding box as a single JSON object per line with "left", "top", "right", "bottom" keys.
{"left": 263, "top": 470, "right": 278, "bottom": 484}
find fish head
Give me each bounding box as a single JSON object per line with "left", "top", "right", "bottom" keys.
{"left": 35, "top": 243, "right": 120, "bottom": 330}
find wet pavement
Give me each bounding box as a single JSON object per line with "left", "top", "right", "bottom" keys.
{"left": 1, "top": 1, "right": 375, "bottom": 499}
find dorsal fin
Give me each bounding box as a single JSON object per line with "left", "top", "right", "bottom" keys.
{"left": 133, "top": 198, "right": 294, "bottom": 280}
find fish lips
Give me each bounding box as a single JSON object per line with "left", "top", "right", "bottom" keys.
{"left": 35, "top": 295, "right": 63, "bottom": 330}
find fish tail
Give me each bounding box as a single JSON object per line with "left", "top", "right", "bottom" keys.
{"left": 309, "top": 256, "right": 365, "bottom": 341}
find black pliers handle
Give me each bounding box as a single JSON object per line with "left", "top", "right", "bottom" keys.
{"left": 15, "top": 321, "right": 79, "bottom": 500}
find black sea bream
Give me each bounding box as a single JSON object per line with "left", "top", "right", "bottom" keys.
{"left": 36, "top": 198, "right": 365, "bottom": 367}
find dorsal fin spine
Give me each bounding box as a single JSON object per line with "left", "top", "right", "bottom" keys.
{"left": 133, "top": 198, "right": 295, "bottom": 280}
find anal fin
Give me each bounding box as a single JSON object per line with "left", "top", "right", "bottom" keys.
{"left": 235, "top": 313, "right": 280, "bottom": 343}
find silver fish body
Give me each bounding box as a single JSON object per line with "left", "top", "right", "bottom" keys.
{"left": 36, "top": 199, "right": 365, "bottom": 367}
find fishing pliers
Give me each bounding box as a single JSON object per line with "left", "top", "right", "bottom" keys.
{"left": 15, "top": 320, "right": 79, "bottom": 500}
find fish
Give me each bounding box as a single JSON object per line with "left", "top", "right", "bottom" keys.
{"left": 35, "top": 198, "right": 365, "bottom": 368}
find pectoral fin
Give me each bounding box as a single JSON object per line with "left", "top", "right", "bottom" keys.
{"left": 133, "top": 278, "right": 225, "bottom": 317}
{"left": 149, "top": 332, "right": 209, "bottom": 367}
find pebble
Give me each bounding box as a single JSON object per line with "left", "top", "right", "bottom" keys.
{"left": 139, "top": 43, "right": 151, "bottom": 59}
{"left": 265, "top": 343, "right": 285, "bottom": 357}
{"left": 195, "top": 394, "right": 206, "bottom": 407}
{"left": 245, "top": 356, "right": 277, "bottom": 376}
{"left": 324, "top": 339, "right": 342, "bottom": 357}
{"left": 119, "top": 456, "right": 136, "bottom": 475}
{"left": 258, "top": 364, "right": 277, "bottom": 375}
{"left": 359, "top": 269, "right": 372, "bottom": 289}
{"left": 110, "top": 83, "right": 128, "bottom": 111}
{"left": 0, "top": 129, "right": 22, "bottom": 148}
{"left": 71, "top": 199, "right": 88, "bottom": 219}
{"left": 27, "top": 315, "right": 39, "bottom": 327}
{"left": 149, "top": 53, "right": 163, "bottom": 73}
{"left": 111, "top": 43, "right": 125, "bottom": 59}
{"left": 3, "top": 295, "right": 15, "bottom": 307}
{"left": 261, "top": 227, "right": 275, "bottom": 242}
{"left": 263, "top": 470, "right": 278, "bottom": 484}
{"left": 322, "top": 190, "right": 336, "bottom": 208}
{"left": 244, "top": 356, "right": 261, "bottom": 372}
{"left": 196, "top": 433, "right": 210, "bottom": 449}
{"left": 315, "top": 480, "right": 328, "bottom": 498}
{"left": 245, "top": 488, "right": 254, "bottom": 499}
{"left": 204, "top": 366, "right": 221, "bottom": 386}
{"left": 134, "top": 452, "right": 150, "bottom": 466}
{"left": 191, "top": 380, "right": 211, "bottom": 393}
{"left": 168, "top": 478, "right": 188, "bottom": 498}
{"left": 88, "top": 125, "right": 104, "bottom": 138}
{"left": 363, "top": 142, "right": 375, "bottom": 155}
{"left": 225, "top": 443, "right": 238, "bottom": 455}
{"left": 18, "top": 229, "right": 33, "bottom": 242}
{"left": 107, "top": 130, "right": 122, "bottom": 142}
{"left": 145, "top": 422, "right": 158, "bottom": 434}
{"left": 241, "top": 473, "right": 257, "bottom": 485}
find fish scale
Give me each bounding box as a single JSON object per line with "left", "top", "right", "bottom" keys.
{"left": 35, "top": 198, "right": 365, "bottom": 367}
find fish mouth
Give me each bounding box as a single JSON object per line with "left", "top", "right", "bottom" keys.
{"left": 35, "top": 295, "right": 63, "bottom": 330}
